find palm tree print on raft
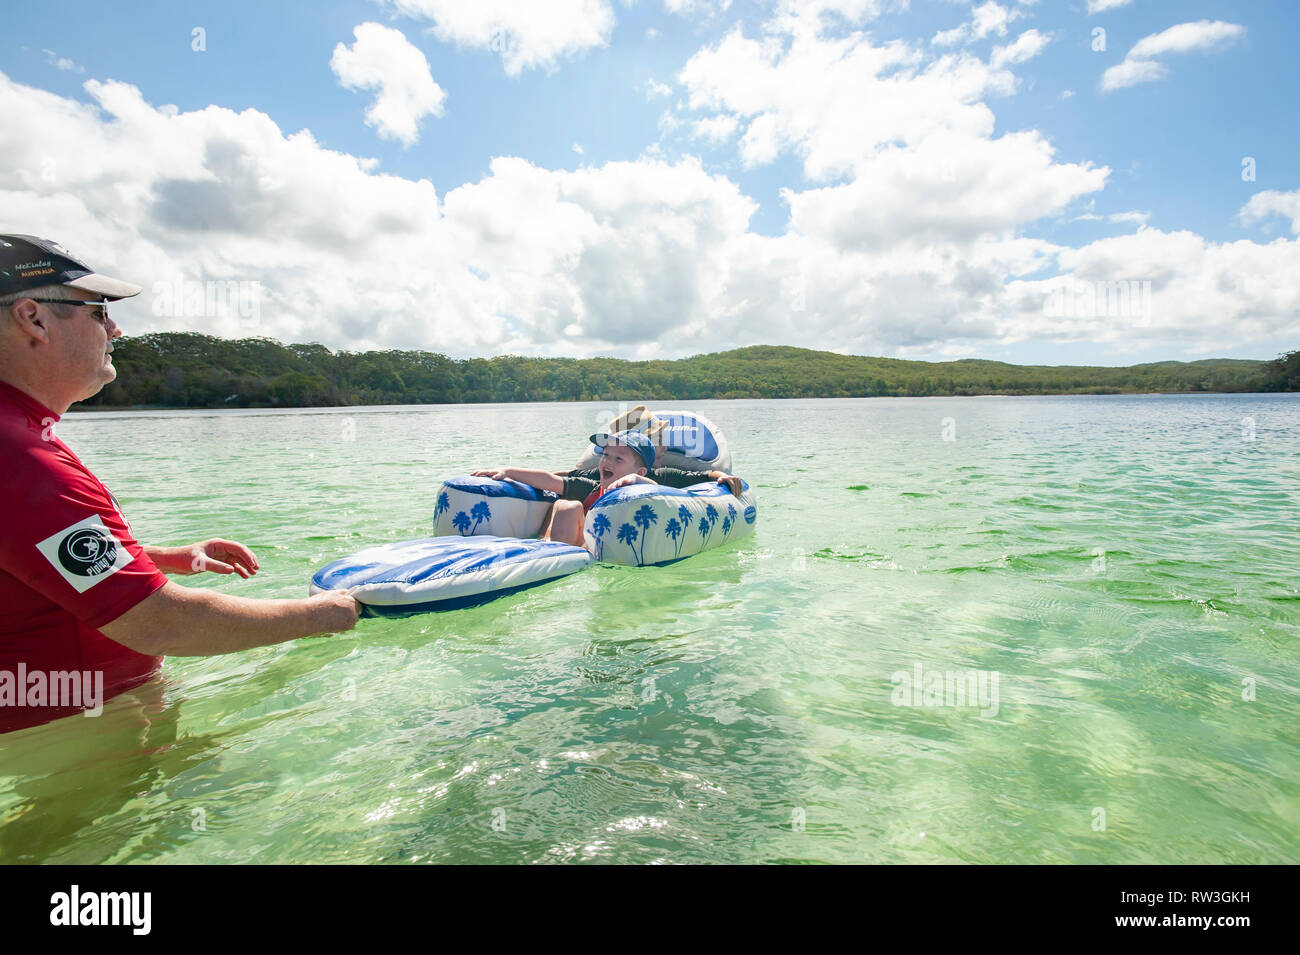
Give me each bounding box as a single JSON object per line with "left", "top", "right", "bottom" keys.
{"left": 665, "top": 504, "right": 691, "bottom": 558}
{"left": 617, "top": 522, "right": 639, "bottom": 563}
{"left": 452, "top": 511, "right": 472, "bottom": 535}
{"left": 697, "top": 502, "right": 721, "bottom": 548}
{"left": 664, "top": 518, "right": 684, "bottom": 558}
{"left": 433, "top": 491, "right": 450, "bottom": 523}
{"left": 633, "top": 504, "right": 658, "bottom": 565}
{"left": 469, "top": 500, "right": 491, "bottom": 534}
{"left": 590, "top": 512, "right": 611, "bottom": 559}
{"left": 722, "top": 502, "right": 737, "bottom": 538}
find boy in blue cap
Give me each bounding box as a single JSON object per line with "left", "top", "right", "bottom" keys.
{"left": 471, "top": 430, "right": 659, "bottom": 548}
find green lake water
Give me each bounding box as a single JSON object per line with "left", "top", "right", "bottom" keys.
{"left": 2, "top": 395, "right": 1297, "bottom": 863}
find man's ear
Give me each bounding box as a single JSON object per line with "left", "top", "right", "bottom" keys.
{"left": 7, "top": 300, "right": 51, "bottom": 345}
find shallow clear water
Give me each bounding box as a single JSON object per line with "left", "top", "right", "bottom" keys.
{"left": 2, "top": 396, "right": 1297, "bottom": 864}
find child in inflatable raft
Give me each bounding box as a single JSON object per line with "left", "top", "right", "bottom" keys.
{"left": 311, "top": 414, "right": 756, "bottom": 615}
{"left": 471, "top": 429, "right": 743, "bottom": 552}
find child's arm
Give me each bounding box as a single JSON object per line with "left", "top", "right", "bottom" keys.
{"left": 469, "top": 467, "right": 565, "bottom": 494}
{"left": 604, "top": 473, "right": 658, "bottom": 491}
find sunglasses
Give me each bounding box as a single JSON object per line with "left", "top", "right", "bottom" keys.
{"left": 27, "top": 298, "right": 111, "bottom": 330}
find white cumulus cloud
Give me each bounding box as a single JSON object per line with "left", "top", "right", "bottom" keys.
{"left": 678, "top": 16, "right": 1062, "bottom": 190}
{"left": 680, "top": 25, "right": 1019, "bottom": 181}
{"left": 933, "top": 26, "right": 967, "bottom": 48}
{"left": 1128, "top": 19, "right": 1245, "bottom": 59}
{"left": 1086, "top": 0, "right": 1132, "bottom": 13}
{"left": 1240, "top": 190, "right": 1300, "bottom": 235}
{"left": 1109, "top": 210, "right": 1150, "bottom": 227}
{"left": 785, "top": 129, "right": 1107, "bottom": 250}
{"left": 971, "top": 2, "right": 1013, "bottom": 39}
{"left": 2, "top": 10, "right": 1295, "bottom": 366}
{"left": 763, "top": 0, "right": 889, "bottom": 40}
{"left": 330, "top": 23, "right": 446, "bottom": 146}
{"left": 1101, "top": 58, "right": 1167, "bottom": 91}
{"left": 42, "top": 49, "right": 84, "bottom": 73}
{"left": 991, "top": 29, "right": 1051, "bottom": 68}
{"left": 932, "top": 2, "right": 1020, "bottom": 48}
{"left": 0, "top": 70, "right": 759, "bottom": 357}
{"left": 1102, "top": 20, "right": 1244, "bottom": 91}
{"left": 390, "top": 0, "right": 615, "bottom": 75}
{"left": 692, "top": 114, "right": 740, "bottom": 143}
{"left": 1007, "top": 228, "right": 1300, "bottom": 350}
{"left": 664, "top": 0, "right": 733, "bottom": 16}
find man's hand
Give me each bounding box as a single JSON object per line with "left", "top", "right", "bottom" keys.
{"left": 146, "top": 540, "right": 260, "bottom": 578}
{"left": 711, "top": 472, "right": 743, "bottom": 497}
{"left": 471, "top": 468, "right": 511, "bottom": 481}
{"left": 189, "top": 539, "right": 260, "bottom": 577}
{"left": 310, "top": 589, "right": 362, "bottom": 632}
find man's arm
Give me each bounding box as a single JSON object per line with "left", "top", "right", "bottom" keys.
{"left": 100, "top": 581, "right": 359, "bottom": 657}
{"left": 653, "top": 467, "right": 744, "bottom": 496}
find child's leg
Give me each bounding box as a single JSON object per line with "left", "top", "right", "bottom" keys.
{"left": 545, "top": 500, "right": 586, "bottom": 548}
{"left": 539, "top": 502, "right": 558, "bottom": 539}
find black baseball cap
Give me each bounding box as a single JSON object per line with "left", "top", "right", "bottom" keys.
{"left": 0, "top": 234, "right": 142, "bottom": 301}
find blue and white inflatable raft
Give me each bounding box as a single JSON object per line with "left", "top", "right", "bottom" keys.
{"left": 311, "top": 536, "right": 593, "bottom": 617}
{"left": 310, "top": 409, "right": 756, "bottom": 616}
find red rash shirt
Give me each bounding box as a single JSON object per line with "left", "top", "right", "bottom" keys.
{"left": 0, "top": 381, "right": 166, "bottom": 732}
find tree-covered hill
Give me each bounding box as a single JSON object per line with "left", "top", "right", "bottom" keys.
{"left": 82, "top": 334, "right": 1298, "bottom": 409}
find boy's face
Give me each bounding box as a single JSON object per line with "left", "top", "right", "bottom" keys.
{"left": 597, "top": 444, "right": 646, "bottom": 486}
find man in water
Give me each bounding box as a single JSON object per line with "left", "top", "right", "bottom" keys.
{"left": 0, "top": 234, "right": 359, "bottom": 734}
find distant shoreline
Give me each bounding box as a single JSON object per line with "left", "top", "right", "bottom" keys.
{"left": 81, "top": 335, "right": 1299, "bottom": 410}
{"left": 70, "top": 391, "right": 1300, "bottom": 414}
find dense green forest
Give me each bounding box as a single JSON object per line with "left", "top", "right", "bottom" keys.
{"left": 83, "top": 334, "right": 1300, "bottom": 408}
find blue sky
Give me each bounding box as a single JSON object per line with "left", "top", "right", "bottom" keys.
{"left": 2, "top": 0, "right": 1298, "bottom": 366}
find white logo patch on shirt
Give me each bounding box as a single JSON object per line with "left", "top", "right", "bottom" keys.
{"left": 36, "top": 515, "right": 133, "bottom": 593}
